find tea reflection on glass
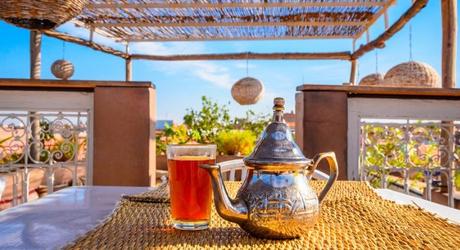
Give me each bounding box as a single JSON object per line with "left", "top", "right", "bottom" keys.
{"left": 166, "top": 144, "right": 216, "bottom": 230}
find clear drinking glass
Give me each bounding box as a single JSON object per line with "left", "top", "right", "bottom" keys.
{"left": 166, "top": 144, "right": 216, "bottom": 230}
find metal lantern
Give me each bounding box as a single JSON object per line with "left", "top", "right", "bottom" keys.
{"left": 383, "top": 61, "right": 441, "bottom": 87}
{"left": 0, "top": 0, "right": 87, "bottom": 29}
{"left": 359, "top": 73, "right": 384, "bottom": 86}
{"left": 51, "top": 60, "right": 74, "bottom": 80}
{"left": 231, "top": 77, "right": 264, "bottom": 105}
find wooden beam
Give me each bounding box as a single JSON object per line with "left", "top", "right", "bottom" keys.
{"left": 42, "top": 29, "right": 129, "bottom": 59}
{"left": 441, "top": 0, "right": 457, "bottom": 88}
{"left": 29, "top": 30, "right": 42, "bottom": 166}
{"left": 352, "top": 0, "right": 428, "bottom": 59}
{"left": 89, "top": 27, "right": 94, "bottom": 42}
{"left": 349, "top": 60, "right": 358, "bottom": 84}
{"left": 130, "top": 52, "right": 352, "bottom": 61}
{"left": 125, "top": 58, "right": 132, "bottom": 81}
{"left": 384, "top": 10, "right": 390, "bottom": 29}
{"left": 87, "top": 2, "right": 387, "bottom": 9}
{"left": 0, "top": 78, "right": 153, "bottom": 89}
{"left": 296, "top": 84, "right": 460, "bottom": 97}
{"left": 440, "top": 1, "right": 457, "bottom": 202}
{"left": 125, "top": 34, "right": 353, "bottom": 42}
{"left": 30, "top": 31, "right": 41, "bottom": 80}
{"left": 92, "top": 20, "right": 367, "bottom": 28}
{"left": 354, "top": 0, "right": 396, "bottom": 41}
{"left": 125, "top": 43, "right": 132, "bottom": 81}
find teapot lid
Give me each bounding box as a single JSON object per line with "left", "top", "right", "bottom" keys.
{"left": 243, "top": 97, "right": 311, "bottom": 170}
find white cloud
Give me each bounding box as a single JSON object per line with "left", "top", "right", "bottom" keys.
{"left": 131, "top": 42, "right": 235, "bottom": 88}
{"left": 188, "top": 61, "right": 233, "bottom": 88}
{"left": 143, "top": 60, "right": 234, "bottom": 89}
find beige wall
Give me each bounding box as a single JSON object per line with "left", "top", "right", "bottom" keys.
{"left": 296, "top": 84, "right": 460, "bottom": 181}
{"left": 148, "top": 88, "right": 156, "bottom": 186}
{"left": 93, "top": 86, "right": 156, "bottom": 186}
{"left": 0, "top": 79, "right": 156, "bottom": 187}
{"left": 296, "top": 91, "right": 348, "bottom": 180}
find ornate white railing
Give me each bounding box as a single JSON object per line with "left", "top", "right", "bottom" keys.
{"left": 0, "top": 90, "right": 93, "bottom": 208}
{"left": 359, "top": 119, "right": 460, "bottom": 207}
{"left": 0, "top": 111, "right": 90, "bottom": 207}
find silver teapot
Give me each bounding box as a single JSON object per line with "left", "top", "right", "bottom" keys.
{"left": 201, "top": 97, "right": 338, "bottom": 239}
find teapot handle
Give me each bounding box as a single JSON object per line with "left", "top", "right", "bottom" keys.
{"left": 308, "top": 152, "right": 338, "bottom": 204}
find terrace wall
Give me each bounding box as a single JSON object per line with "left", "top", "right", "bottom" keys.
{"left": 0, "top": 79, "right": 156, "bottom": 189}
{"left": 295, "top": 84, "right": 460, "bottom": 181}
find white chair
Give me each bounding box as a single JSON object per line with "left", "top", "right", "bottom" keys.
{"left": 156, "top": 159, "right": 330, "bottom": 184}
{"left": 218, "top": 159, "right": 329, "bottom": 181}
{"left": 0, "top": 176, "right": 6, "bottom": 200}
{"left": 156, "top": 169, "right": 169, "bottom": 185}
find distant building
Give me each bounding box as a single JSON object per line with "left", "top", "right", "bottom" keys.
{"left": 284, "top": 111, "right": 296, "bottom": 131}
{"left": 156, "top": 120, "right": 174, "bottom": 131}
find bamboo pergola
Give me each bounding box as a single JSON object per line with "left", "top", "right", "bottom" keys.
{"left": 80, "top": 0, "right": 393, "bottom": 42}
{"left": 5, "top": 0, "right": 455, "bottom": 86}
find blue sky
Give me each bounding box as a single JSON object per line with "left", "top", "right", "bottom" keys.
{"left": 0, "top": 1, "right": 458, "bottom": 122}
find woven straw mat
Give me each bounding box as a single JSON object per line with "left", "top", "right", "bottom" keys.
{"left": 65, "top": 181, "right": 460, "bottom": 249}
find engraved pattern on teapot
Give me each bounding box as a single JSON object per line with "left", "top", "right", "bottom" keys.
{"left": 243, "top": 188, "right": 319, "bottom": 222}
{"left": 229, "top": 174, "right": 321, "bottom": 239}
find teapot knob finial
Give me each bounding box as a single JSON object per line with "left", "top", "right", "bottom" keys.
{"left": 273, "top": 97, "right": 285, "bottom": 111}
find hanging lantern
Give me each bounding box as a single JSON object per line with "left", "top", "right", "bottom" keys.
{"left": 231, "top": 77, "right": 264, "bottom": 105}
{"left": 383, "top": 61, "right": 441, "bottom": 87}
{"left": 51, "top": 60, "right": 74, "bottom": 80}
{"left": 360, "top": 50, "right": 384, "bottom": 86}
{"left": 359, "top": 73, "right": 384, "bottom": 86}
{"left": 0, "top": 0, "right": 87, "bottom": 29}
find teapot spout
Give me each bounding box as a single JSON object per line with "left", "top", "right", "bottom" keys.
{"left": 200, "top": 164, "right": 248, "bottom": 224}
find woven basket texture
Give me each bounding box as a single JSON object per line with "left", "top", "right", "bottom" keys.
{"left": 359, "top": 73, "right": 384, "bottom": 86}
{"left": 51, "top": 60, "right": 74, "bottom": 80}
{"left": 0, "top": 0, "right": 87, "bottom": 29}
{"left": 383, "top": 61, "right": 441, "bottom": 87}
{"left": 64, "top": 181, "right": 460, "bottom": 249}
{"left": 231, "top": 77, "right": 264, "bottom": 105}
{"left": 70, "top": 1, "right": 399, "bottom": 42}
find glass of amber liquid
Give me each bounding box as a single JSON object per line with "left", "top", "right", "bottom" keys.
{"left": 167, "top": 144, "right": 216, "bottom": 230}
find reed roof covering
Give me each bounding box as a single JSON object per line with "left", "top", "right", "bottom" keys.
{"left": 77, "top": 0, "right": 395, "bottom": 42}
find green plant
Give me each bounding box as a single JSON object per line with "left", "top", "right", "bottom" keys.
{"left": 0, "top": 135, "right": 21, "bottom": 164}
{"left": 156, "top": 124, "right": 199, "bottom": 155}
{"left": 1, "top": 121, "right": 88, "bottom": 164}
{"left": 0, "top": 135, "right": 13, "bottom": 145}
{"left": 362, "top": 123, "right": 460, "bottom": 191}
{"left": 156, "top": 134, "right": 166, "bottom": 155}
{"left": 216, "top": 130, "right": 256, "bottom": 156}
{"left": 52, "top": 140, "right": 76, "bottom": 162}
{"left": 155, "top": 96, "right": 269, "bottom": 156}
{"left": 231, "top": 110, "right": 271, "bottom": 137}
{"left": 183, "top": 96, "right": 231, "bottom": 144}
{"left": 163, "top": 124, "right": 194, "bottom": 144}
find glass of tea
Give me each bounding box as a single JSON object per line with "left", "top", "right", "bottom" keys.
{"left": 166, "top": 144, "right": 216, "bottom": 230}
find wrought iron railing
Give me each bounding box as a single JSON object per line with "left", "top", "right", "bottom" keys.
{"left": 359, "top": 119, "right": 460, "bottom": 207}
{"left": 0, "top": 111, "right": 90, "bottom": 208}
